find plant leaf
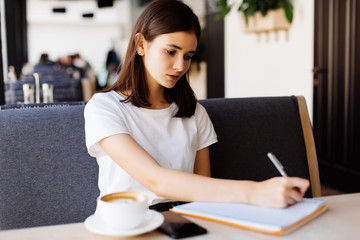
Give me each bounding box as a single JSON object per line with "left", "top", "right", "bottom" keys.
{"left": 259, "top": 1, "right": 267, "bottom": 16}
{"left": 216, "top": 0, "right": 228, "bottom": 8}
{"left": 284, "top": 1, "right": 294, "bottom": 23}
{"left": 215, "top": 5, "right": 232, "bottom": 19}
{"left": 235, "top": 0, "right": 294, "bottom": 25}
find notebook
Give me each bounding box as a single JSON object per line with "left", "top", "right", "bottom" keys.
{"left": 171, "top": 198, "right": 327, "bottom": 235}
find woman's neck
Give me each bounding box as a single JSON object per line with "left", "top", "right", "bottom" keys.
{"left": 147, "top": 87, "right": 171, "bottom": 109}
{"left": 144, "top": 81, "right": 171, "bottom": 109}
{"left": 117, "top": 81, "right": 172, "bottom": 109}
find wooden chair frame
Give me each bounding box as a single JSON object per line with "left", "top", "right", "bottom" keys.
{"left": 297, "top": 96, "right": 321, "bottom": 197}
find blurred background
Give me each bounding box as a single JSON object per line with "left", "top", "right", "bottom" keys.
{"left": 0, "top": 0, "right": 359, "bottom": 196}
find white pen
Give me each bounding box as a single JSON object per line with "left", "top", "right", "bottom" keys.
{"left": 267, "top": 152, "right": 288, "bottom": 177}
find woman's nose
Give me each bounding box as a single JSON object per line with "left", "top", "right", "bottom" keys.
{"left": 173, "top": 57, "right": 186, "bottom": 73}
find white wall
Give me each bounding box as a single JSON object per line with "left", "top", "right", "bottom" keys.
{"left": 225, "top": 1, "right": 314, "bottom": 118}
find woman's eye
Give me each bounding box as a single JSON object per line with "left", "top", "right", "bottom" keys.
{"left": 184, "top": 55, "right": 192, "bottom": 61}
{"left": 166, "top": 50, "right": 175, "bottom": 55}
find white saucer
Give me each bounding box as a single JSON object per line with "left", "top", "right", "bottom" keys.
{"left": 84, "top": 210, "right": 164, "bottom": 237}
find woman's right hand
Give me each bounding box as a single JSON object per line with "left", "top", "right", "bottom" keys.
{"left": 248, "top": 177, "right": 310, "bottom": 208}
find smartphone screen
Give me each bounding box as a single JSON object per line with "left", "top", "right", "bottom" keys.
{"left": 157, "top": 211, "right": 207, "bottom": 239}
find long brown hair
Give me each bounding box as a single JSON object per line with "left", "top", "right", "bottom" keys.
{"left": 106, "top": 0, "right": 200, "bottom": 117}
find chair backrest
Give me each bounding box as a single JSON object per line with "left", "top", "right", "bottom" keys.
{"left": 0, "top": 105, "right": 99, "bottom": 230}
{"left": 0, "top": 101, "right": 86, "bottom": 110}
{"left": 199, "top": 96, "right": 321, "bottom": 198}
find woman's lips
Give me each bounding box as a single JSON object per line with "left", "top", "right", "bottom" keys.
{"left": 167, "top": 74, "right": 180, "bottom": 81}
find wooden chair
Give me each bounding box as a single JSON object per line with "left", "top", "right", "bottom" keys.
{"left": 200, "top": 96, "right": 321, "bottom": 197}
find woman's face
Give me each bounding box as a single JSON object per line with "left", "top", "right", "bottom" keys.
{"left": 140, "top": 31, "right": 198, "bottom": 90}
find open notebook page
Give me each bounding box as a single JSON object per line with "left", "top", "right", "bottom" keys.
{"left": 172, "top": 198, "right": 326, "bottom": 233}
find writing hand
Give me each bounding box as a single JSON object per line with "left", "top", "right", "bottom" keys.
{"left": 249, "top": 177, "right": 310, "bottom": 208}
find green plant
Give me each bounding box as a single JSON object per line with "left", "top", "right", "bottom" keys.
{"left": 216, "top": 0, "right": 294, "bottom": 26}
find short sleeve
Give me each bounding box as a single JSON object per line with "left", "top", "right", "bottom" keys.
{"left": 84, "top": 93, "right": 129, "bottom": 157}
{"left": 195, "top": 102, "right": 218, "bottom": 150}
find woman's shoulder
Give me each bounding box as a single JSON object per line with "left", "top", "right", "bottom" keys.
{"left": 194, "top": 101, "right": 208, "bottom": 116}
{"left": 87, "top": 91, "right": 122, "bottom": 105}
{"left": 190, "top": 102, "right": 210, "bottom": 124}
{"left": 85, "top": 91, "right": 124, "bottom": 113}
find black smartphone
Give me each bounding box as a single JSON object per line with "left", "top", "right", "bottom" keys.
{"left": 157, "top": 211, "right": 207, "bottom": 239}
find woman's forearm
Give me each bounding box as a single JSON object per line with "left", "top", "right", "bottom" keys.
{"left": 101, "top": 134, "right": 251, "bottom": 203}
{"left": 148, "top": 166, "right": 253, "bottom": 203}
{"left": 100, "top": 133, "right": 309, "bottom": 208}
{"left": 143, "top": 167, "right": 308, "bottom": 208}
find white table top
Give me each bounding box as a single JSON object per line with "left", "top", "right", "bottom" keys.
{"left": 1, "top": 193, "right": 360, "bottom": 240}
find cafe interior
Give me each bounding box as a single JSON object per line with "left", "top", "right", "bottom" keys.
{"left": 0, "top": 0, "right": 359, "bottom": 238}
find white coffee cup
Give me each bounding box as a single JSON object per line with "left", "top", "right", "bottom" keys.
{"left": 97, "top": 192, "right": 148, "bottom": 230}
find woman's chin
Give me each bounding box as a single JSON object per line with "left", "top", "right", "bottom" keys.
{"left": 162, "top": 80, "right": 178, "bottom": 89}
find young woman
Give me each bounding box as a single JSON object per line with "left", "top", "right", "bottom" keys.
{"left": 84, "top": 0, "right": 309, "bottom": 210}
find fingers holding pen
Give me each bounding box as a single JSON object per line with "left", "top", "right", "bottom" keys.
{"left": 276, "top": 177, "right": 303, "bottom": 203}
{"left": 250, "top": 177, "right": 310, "bottom": 208}
{"left": 283, "top": 177, "right": 310, "bottom": 204}
{"left": 288, "top": 177, "right": 310, "bottom": 196}
{"left": 266, "top": 153, "right": 310, "bottom": 207}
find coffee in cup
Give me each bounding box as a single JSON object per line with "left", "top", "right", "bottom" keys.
{"left": 97, "top": 192, "right": 148, "bottom": 230}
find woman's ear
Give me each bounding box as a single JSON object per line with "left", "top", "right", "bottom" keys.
{"left": 135, "top": 33, "right": 145, "bottom": 56}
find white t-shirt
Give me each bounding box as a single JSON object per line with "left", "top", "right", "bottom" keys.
{"left": 84, "top": 91, "right": 218, "bottom": 205}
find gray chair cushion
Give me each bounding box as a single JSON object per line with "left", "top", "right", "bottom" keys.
{"left": 0, "top": 105, "right": 99, "bottom": 230}
{"left": 0, "top": 101, "right": 86, "bottom": 110}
